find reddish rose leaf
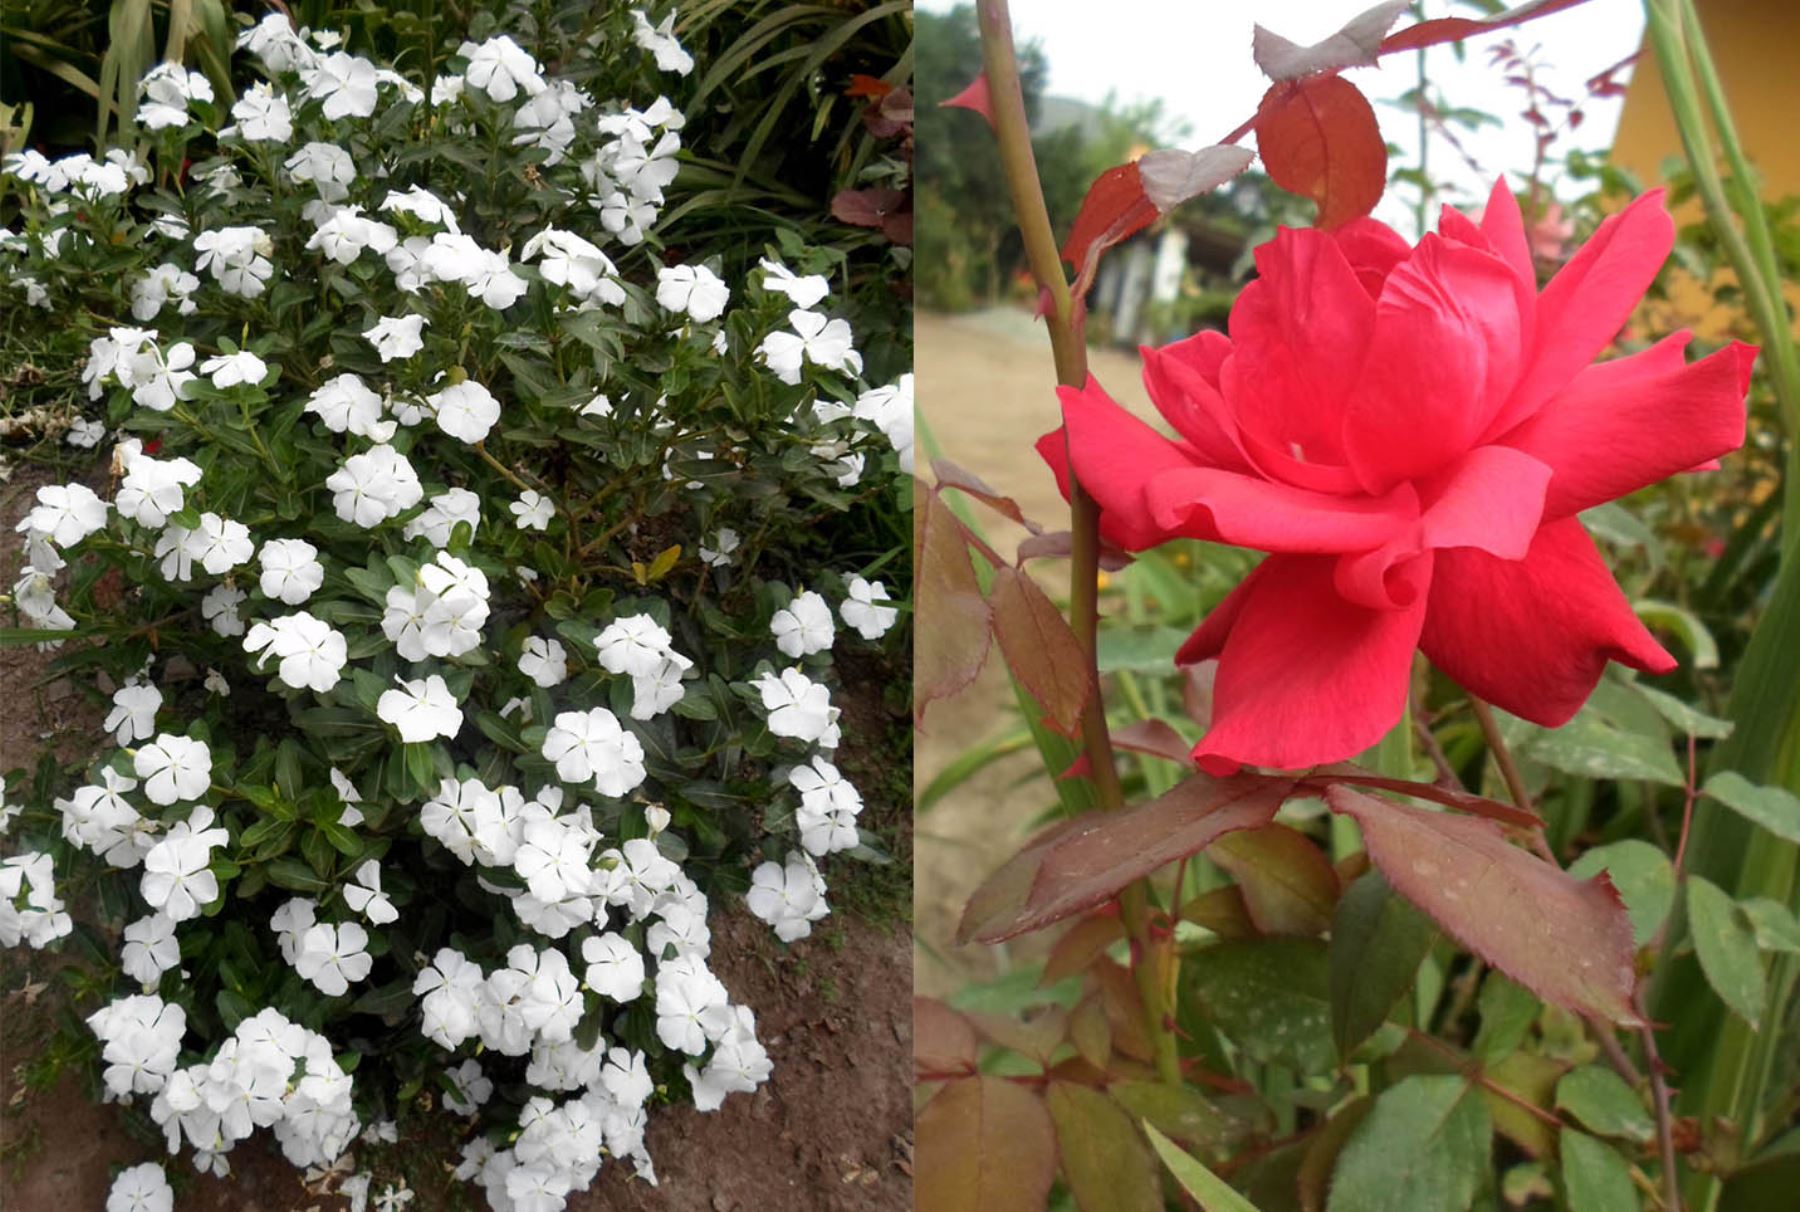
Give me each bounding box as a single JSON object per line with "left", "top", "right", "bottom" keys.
{"left": 1016, "top": 529, "right": 1134, "bottom": 571}
{"left": 1254, "top": 75, "right": 1387, "bottom": 230}
{"left": 1381, "top": 0, "right": 1588, "bottom": 54}
{"left": 916, "top": 997, "right": 979, "bottom": 1078}
{"left": 1253, "top": 0, "right": 1409, "bottom": 80}
{"left": 1304, "top": 765, "right": 1545, "bottom": 829}
{"left": 959, "top": 771, "right": 1296, "bottom": 944}
{"left": 1061, "top": 148, "right": 1253, "bottom": 299}
{"left": 1046, "top": 1080, "right": 1164, "bottom": 1212}
{"left": 915, "top": 487, "right": 993, "bottom": 724}
{"left": 989, "top": 566, "right": 1091, "bottom": 736}
{"left": 966, "top": 1007, "right": 1070, "bottom": 1065}
{"left": 932, "top": 456, "right": 1046, "bottom": 534}
{"left": 940, "top": 72, "right": 996, "bottom": 127}
{"left": 1044, "top": 913, "right": 1129, "bottom": 984}
{"left": 916, "top": 1076, "right": 1058, "bottom": 1212}
{"left": 1325, "top": 785, "right": 1641, "bottom": 1024}
{"left": 1208, "top": 822, "right": 1341, "bottom": 936}
{"left": 832, "top": 186, "right": 907, "bottom": 229}
{"left": 1110, "top": 719, "right": 1196, "bottom": 766}
{"left": 882, "top": 209, "right": 914, "bottom": 246}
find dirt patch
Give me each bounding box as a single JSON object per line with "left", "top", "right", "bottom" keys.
{"left": 912, "top": 309, "right": 1158, "bottom": 998}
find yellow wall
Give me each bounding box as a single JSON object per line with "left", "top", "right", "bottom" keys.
{"left": 1609, "top": 0, "right": 1800, "bottom": 339}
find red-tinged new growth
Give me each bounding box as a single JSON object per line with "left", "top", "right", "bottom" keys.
{"left": 1037, "top": 181, "right": 1757, "bottom": 774}
{"left": 940, "top": 71, "right": 996, "bottom": 127}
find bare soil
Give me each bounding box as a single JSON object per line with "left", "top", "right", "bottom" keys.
{"left": 912, "top": 309, "right": 1158, "bottom": 999}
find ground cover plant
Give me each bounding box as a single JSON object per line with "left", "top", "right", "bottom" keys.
{"left": 0, "top": 4, "right": 912, "bottom": 1209}
{"left": 915, "top": 2, "right": 1800, "bottom": 1210}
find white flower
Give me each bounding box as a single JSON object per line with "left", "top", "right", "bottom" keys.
{"left": 841, "top": 576, "right": 898, "bottom": 639}
{"left": 770, "top": 590, "right": 834, "bottom": 657}
{"left": 594, "top": 614, "right": 672, "bottom": 677}
{"left": 344, "top": 860, "right": 398, "bottom": 925}
{"left": 130, "top": 342, "right": 198, "bottom": 412}
{"left": 256, "top": 538, "right": 324, "bottom": 605}
{"left": 758, "top": 258, "right": 829, "bottom": 308}
{"left": 379, "top": 185, "right": 461, "bottom": 232}
{"left": 513, "top": 818, "right": 594, "bottom": 903}
{"left": 17, "top": 482, "right": 108, "bottom": 547}
{"left": 326, "top": 444, "right": 423, "bottom": 526}
{"left": 460, "top": 35, "right": 545, "bottom": 102}
{"left": 630, "top": 651, "right": 691, "bottom": 720}
{"left": 86, "top": 993, "right": 185, "bottom": 1097}
{"left": 307, "top": 206, "right": 399, "bottom": 265}
{"left": 225, "top": 82, "right": 293, "bottom": 142}
{"left": 632, "top": 10, "right": 695, "bottom": 75}
{"left": 517, "top": 636, "right": 568, "bottom": 688}
{"left": 655, "top": 264, "right": 728, "bottom": 322}
{"left": 200, "top": 584, "right": 246, "bottom": 636}
{"left": 106, "top": 682, "right": 163, "bottom": 745}
{"left": 185, "top": 511, "right": 255, "bottom": 574}
{"left": 193, "top": 225, "right": 275, "bottom": 296}
{"left": 304, "top": 374, "right": 393, "bottom": 439}
{"left": 137, "top": 63, "right": 212, "bottom": 131}
{"left": 791, "top": 756, "right": 863, "bottom": 856}
{"left": 757, "top": 309, "right": 858, "bottom": 385}
{"left": 115, "top": 453, "right": 202, "bottom": 527}
{"left": 294, "top": 921, "right": 373, "bottom": 996}
{"left": 108, "top": 1161, "right": 173, "bottom": 1212}
{"left": 510, "top": 489, "right": 554, "bottom": 531}
{"left": 415, "top": 947, "right": 485, "bottom": 1048}
{"left": 752, "top": 667, "right": 836, "bottom": 743}
{"left": 746, "top": 851, "right": 829, "bottom": 942}
{"left": 129, "top": 264, "right": 200, "bottom": 321}
{"left": 853, "top": 373, "right": 915, "bottom": 472}
{"left": 200, "top": 350, "right": 270, "bottom": 389}
{"left": 303, "top": 52, "right": 380, "bottom": 119}
{"left": 242, "top": 612, "right": 348, "bottom": 692}
{"left": 654, "top": 967, "right": 729, "bottom": 1055}
{"left": 541, "top": 708, "right": 646, "bottom": 797}
{"left": 271, "top": 897, "right": 318, "bottom": 964}
{"left": 580, "top": 392, "right": 614, "bottom": 417}
{"left": 285, "top": 141, "right": 357, "bottom": 201}
{"left": 363, "top": 313, "right": 427, "bottom": 362}
{"left": 377, "top": 675, "right": 463, "bottom": 743}
{"left": 63, "top": 417, "right": 104, "bottom": 450}
{"left": 521, "top": 228, "right": 623, "bottom": 305}
{"left": 140, "top": 807, "right": 230, "bottom": 921}
{"left": 699, "top": 527, "right": 739, "bottom": 567}
{"left": 134, "top": 734, "right": 212, "bottom": 805}
{"left": 428, "top": 379, "right": 501, "bottom": 443}
{"left": 402, "top": 487, "right": 483, "bottom": 548}
{"left": 581, "top": 933, "right": 645, "bottom": 1002}
{"left": 121, "top": 914, "right": 182, "bottom": 986}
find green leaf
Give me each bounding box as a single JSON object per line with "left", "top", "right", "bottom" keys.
{"left": 1633, "top": 684, "right": 1733, "bottom": 740}
{"left": 1555, "top": 1066, "right": 1654, "bottom": 1144}
{"left": 1686, "top": 875, "right": 1766, "bottom": 1025}
{"left": 1739, "top": 897, "right": 1800, "bottom": 953}
{"left": 264, "top": 857, "right": 329, "bottom": 894}
{"left": 1525, "top": 704, "right": 1684, "bottom": 786}
{"left": 1188, "top": 939, "right": 1335, "bottom": 1074}
{"left": 1108, "top": 1081, "right": 1247, "bottom": 1154}
{"left": 1045, "top": 1081, "right": 1161, "bottom": 1212}
{"left": 1472, "top": 973, "right": 1541, "bottom": 1065}
{"left": 1701, "top": 772, "right": 1800, "bottom": 844}
{"left": 1559, "top": 1128, "right": 1640, "bottom": 1212}
{"left": 316, "top": 820, "right": 363, "bottom": 858}
{"left": 1330, "top": 870, "right": 1438, "bottom": 1060}
{"left": 1143, "top": 1121, "right": 1261, "bottom": 1212}
{"left": 1326, "top": 1075, "right": 1492, "bottom": 1212}
{"left": 1568, "top": 840, "right": 1676, "bottom": 948}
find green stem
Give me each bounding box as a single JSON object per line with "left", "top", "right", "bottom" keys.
{"left": 976, "top": 0, "right": 1179, "bottom": 1087}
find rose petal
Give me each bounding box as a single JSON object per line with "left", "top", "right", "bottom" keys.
{"left": 1421, "top": 516, "right": 1675, "bottom": 726}
{"left": 1145, "top": 465, "right": 1417, "bottom": 554}
{"left": 1036, "top": 375, "right": 1200, "bottom": 550}
{"left": 1503, "top": 337, "right": 1755, "bottom": 519}
{"left": 1192, "top": 553, "right": 1432, "bottom": 773}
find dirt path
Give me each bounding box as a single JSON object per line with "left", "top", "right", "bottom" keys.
{"left": 912, "top": 309, "right": 1158, "bottom": 998}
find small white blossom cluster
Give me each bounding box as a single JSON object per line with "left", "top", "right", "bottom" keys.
{"left": 89, "top": 995, "right": 362, "bottom": 1175}
{"left": 0, "top": 7, "right": 909, "bottom": 1209}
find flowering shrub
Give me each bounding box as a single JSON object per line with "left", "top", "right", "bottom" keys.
{"left": 1, "top": 6, "right": 909, "bottom": 1208}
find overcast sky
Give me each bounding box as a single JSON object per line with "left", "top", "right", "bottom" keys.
{"left": 919, "top": 0, "right": 1646, "bottom": 233}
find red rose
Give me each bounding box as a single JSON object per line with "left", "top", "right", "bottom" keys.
{"left": 1038, "top": 182, "right": 1755, "bottom": 774}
